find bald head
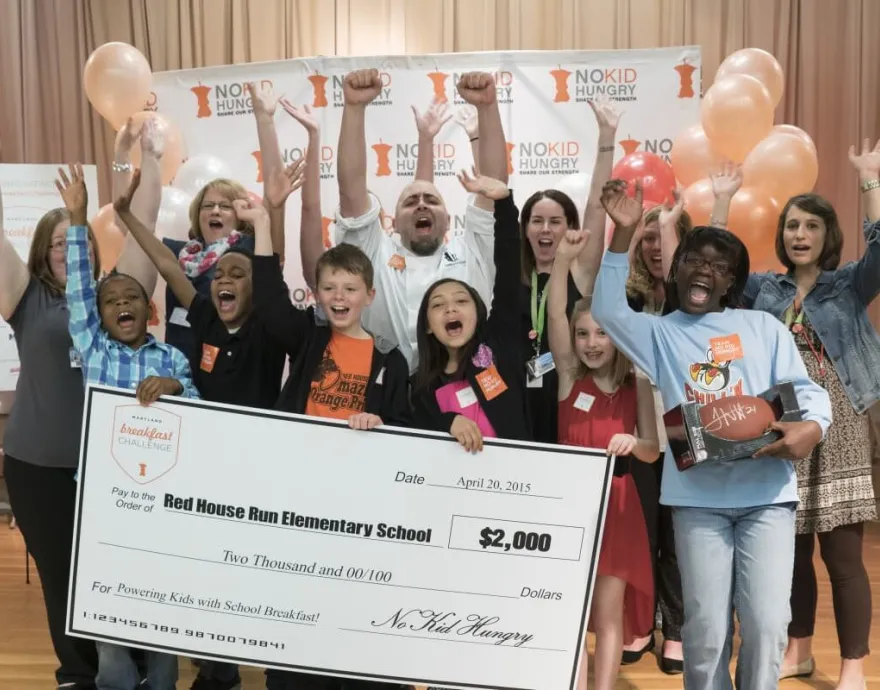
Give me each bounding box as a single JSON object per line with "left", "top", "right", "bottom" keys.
{"left": 394, "top": 180, "right": 450, "bottom": 256}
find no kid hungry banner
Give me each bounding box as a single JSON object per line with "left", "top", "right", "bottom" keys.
{"left": 150, "top": 47, "right": 701, "bottom": 308}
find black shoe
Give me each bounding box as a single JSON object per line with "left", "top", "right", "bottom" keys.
{"left": 659, "top": 654, "right": 684, "bottom": 675}
{"left": 189, "top": 676, "right": 215, "bottom": 690}
{"left": 215, "top": 675, "right": 241, "bottom": 690}
{"left": 621, "top": 634, "right": 655, "bottom": 665}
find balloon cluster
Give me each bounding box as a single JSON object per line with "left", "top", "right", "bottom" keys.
{"left": 672, "top": 48, "right": 818, "bottom": 271}
{"left": 83, "top": 42, "right": 234, "bottom": 269}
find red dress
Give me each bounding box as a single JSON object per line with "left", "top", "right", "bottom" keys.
{"left": 558, "top": 376, "right": 655, "bottom": 644}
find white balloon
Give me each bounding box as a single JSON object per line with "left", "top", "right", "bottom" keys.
{"left": 156, "top": 186, "right": 194, "bottom": 242}
{"left": 554, "top": 173, "right": 592, "bottom": 210}
{"left": 172, "top": 155, "right": 234, "bottom": 197}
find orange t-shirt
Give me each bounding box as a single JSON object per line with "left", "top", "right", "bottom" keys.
{"left": 305, "top": 332, "right": 374, "bottom": 420}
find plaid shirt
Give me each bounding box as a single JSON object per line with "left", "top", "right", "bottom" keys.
{"left": 65, "top": 225, "right": 200, "bottom": 399}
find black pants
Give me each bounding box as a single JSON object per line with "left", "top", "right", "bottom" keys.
{"left": 5, "top": 454, "right": 99, "bottom": 687}
{"left": 789, "top": 522, "right": 872, "bottom": 659}
{"left": 265, "top": 670, "right": 408, "bottom": 690}
{"left": 629, "top": 457, "right": 683, "bottom": 641}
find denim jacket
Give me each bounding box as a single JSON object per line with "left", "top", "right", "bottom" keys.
{"left": 742, "top": 219, "right": 880, "bottom": 414}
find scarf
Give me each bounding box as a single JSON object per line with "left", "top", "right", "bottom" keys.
{"left": 178, "top": 230, "right": 243, "bottom": 279}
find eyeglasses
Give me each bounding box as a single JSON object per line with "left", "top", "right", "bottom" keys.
{"left": 682, "top": 254, "right": 732, "bottom": 276}
{"left": 200, "top": 202, "right": 235, "bottom": 212}
{"left": 50, "top": 239, "right": 67, "bottom": 253}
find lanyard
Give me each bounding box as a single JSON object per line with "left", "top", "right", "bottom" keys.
{"left": 530, "top": 270, "right": 549, "bottom": 353}
{"left": 785, "top": 302, "right": 825, "bottom": 375}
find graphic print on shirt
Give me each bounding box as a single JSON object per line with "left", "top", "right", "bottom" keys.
{"left": 309, "top": 350, "right": 367, "bottom": 413}
{"left": 684, "top": 344, "right": 744, "bottom": 404}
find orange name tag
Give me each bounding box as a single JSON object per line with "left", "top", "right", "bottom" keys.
{"left": 200, "top": 344, "right": 220, "bottom": 372}
{"left": 388, "top": 254, "right": 406, "bottom": 271}
{"left": 709, "top": 334, "right": 744, "bottom": 362}
{"left": 475, "top": 365, "right": 508, "bottom": 401}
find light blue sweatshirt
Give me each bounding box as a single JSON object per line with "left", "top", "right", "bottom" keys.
{"left": 592, "top": 251, "right": 832, "bottom": 509}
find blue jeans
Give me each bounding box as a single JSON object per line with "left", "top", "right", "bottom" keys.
{"left": 672, "top": 503, "right": 796, "bottom": 690}
{"left": 96, "top": 642, "right": 177, "bottom": 690}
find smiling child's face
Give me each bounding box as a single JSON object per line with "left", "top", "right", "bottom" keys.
{"left": 98, "top": 275, "right": 150, "bottom": 348}
{"left": 210, "top": 253, "right": 253, "bottom": 329}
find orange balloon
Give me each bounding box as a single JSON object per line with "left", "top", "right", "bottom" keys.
{"left": 90, "top": 204, "right": 126, "bottom": 273}
{"left": 726, "top": 187, "right": 782, "bottom": 272}
{"left": 115, "top": 112, "right": 185, "bottom": 185}
{"left": 682, "top": 178, "right": 715, "bottom": 226}
{"left": 742, "top": 133, "right": 819, "bottom": 205}
{"left": 716, "top": 48, "right": 785, "bottom": 108}
{"left": 771, "top": 124, "right": 817, "bottom": 157}
{"left": 701, "top": 74, "right": 774, "bottom": 163}
{"left": 671, "top": 125, "right": 725, "bottom": 187}
{"left": 84, "top": 42, "right": 152, "bottom": 129}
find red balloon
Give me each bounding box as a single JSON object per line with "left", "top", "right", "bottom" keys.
{"left": 611, "top": 152, "right": 676, "bottom": 205}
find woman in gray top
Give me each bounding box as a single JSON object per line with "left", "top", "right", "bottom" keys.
{"left": 0, "top": 133, "right": 161, "bottom": 690}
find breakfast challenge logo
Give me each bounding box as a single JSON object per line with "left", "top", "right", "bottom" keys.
{"left": 370, "top": 141, "right": 457, "bottom": 178}
{"left": 190, "top": 79, "right": 274, "bottom": 119}
{"left": 308, "top": 72, "right": 393, "bottom": 108}
{"left": 618, "top": 135, "right": 674, "bottom": 162}
{"left": 426, "top": 70, "right": 514, "bottom": 105}
{"left": 252, "top": 145, "right": 337, "bottom": 183}
{"left": 111, "top": 405, "right": 181, "bottom": 484}
{"left": 509, "top": 140, "right": 581, "bottom": 176}
{"left": 550, "top": 66, "right": 638, "bottom": 103}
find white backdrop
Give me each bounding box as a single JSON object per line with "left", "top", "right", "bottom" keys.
{"left": 0, "top": 164, "right": 100, "bottom": 398}
{"left": 151, "top": 47, "right": 701, "bottom": 313}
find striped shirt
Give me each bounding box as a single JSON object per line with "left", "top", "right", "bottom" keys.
{"left": 65, "top": 225, "right": 199, "bottom": 398}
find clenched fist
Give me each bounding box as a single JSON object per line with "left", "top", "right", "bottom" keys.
{"left": 456, "top": 72, "right": 496, "bottom": 106}
{"left": 343, "top": 69, "right": 382, "bottom": 106}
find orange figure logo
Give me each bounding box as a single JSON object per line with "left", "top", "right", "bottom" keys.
{"left": 309, "top": 74, "right": 329, "bottom": 108}
{"left": 138, "top": 463, "right": 147, "bottom": 477}
{"left": 372, "top": 140, "right": 392, "bottom": 177}
{"left": 675, "top": 60, "right": 697, "bottom": 99}
{"left": 619, "top": 136, "right": 641, "bottom": 155}
{"left": 550, "top": 67, "right": 572, "bottom": 103}
{"left": 427, "top": 71, "right": 449, "bottom": 102}
{"left": 321, "top": 217, "right": 334, "bottom": 249}
{"left": 506, "top": 142, "right": 515, "bottom": 176}
{"left": 191, "top": 83, "right": 212, "bottom": 119}
{"left": 252, "top": 151, "right": 264, "bottom": 184}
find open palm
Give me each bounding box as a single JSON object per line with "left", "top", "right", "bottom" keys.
{"left": 601, "top": 179, "right": 643, "bottom": 228}
{"left": 457, "top": 168, "right": 509, "bottom": 200}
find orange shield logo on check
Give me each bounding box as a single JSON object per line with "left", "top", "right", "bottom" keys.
{"left": 111, "top": 405, "right": 182, "bottom": 485}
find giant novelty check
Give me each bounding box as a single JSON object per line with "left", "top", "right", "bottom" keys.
{"left": 68, "top": 386, "right": 613, "bottom": 690}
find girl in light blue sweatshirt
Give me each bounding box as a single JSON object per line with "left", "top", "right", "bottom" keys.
{"left": 591, "top": 179, "right": 832, "bottom": 690}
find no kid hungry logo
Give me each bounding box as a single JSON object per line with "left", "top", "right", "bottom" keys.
{"left": 425, "top": 70, "right": 514, "bottom": 104}
{"left": 307, "top": 72, "right": 393, "bottom": 108}
{"left": 370, "top": 141, "right": 457, "bottom": 178}
{"left": 191, "top": 79, "right": 274, "bottom": 118}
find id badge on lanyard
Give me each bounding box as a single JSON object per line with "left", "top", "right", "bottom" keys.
{"left": 526, "top": 270, "right": 556, "bottom": 386}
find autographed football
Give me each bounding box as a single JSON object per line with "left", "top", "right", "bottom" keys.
{"left": 698, "top": 395, "right": 777, "bottom": 441}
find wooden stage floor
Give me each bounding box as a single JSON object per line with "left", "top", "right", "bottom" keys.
{"left": 0, "top": 520, "right": 878, "bottom": 689}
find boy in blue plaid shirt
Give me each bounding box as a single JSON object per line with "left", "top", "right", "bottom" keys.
{"left": 57, "top": 164, "right": 196, "bottom": 689}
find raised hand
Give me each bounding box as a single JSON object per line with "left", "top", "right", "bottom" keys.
{"left": 280, "top": 99, "right": 320, "bottom": 133}
{"left": 412, "top": 98, "right": 452, "bottom": 139}
{"left": 454, "top": 105, "right": 479, "bottom": 139}
{"left": 139, "top": 118, "right": 165, "bottom": 159}
{"left": 658, "top": 186, "right": 684, "bottom": 228}
{"left": 116, "top": 117, "right": 141, "bottom": 153}
{"left": 263, "top": 157, "right": 307, "bottom": 209}
{"left": 232, "top": 198, "right": 271, "bottom": 227}
{"left": 848, "top": 138, "right": 880, "bottom": 180}
{"left": 456, "top": 168, "right": 509, "bottom": 200}
{"left": 247, "top": 81, "right": 278, "bottom": 117}
{"left": 114, "top": 169, "right": 142, "bottom": 215}
{"left": 450, "top": 415, "right": 484, "bottom": 453}
{"left": 588, "top": 97, "right": 622, "bottom": 132}
{"left": 556, "top": 229, "right": 588, "bottom": 260}
{"left": 710, "top": 160, "right": 743, "bottom": 198}
{"left": 601, "top": 179, "right": 643, "bottom": 229}
{"left": 456, "top": 72, "right": 496, "bottom": 107}
{"left": 343, "top": 69, "right": 383, "bottom": 106}
{"left": 54, "top": 163, "right": 88, "bottom": 224}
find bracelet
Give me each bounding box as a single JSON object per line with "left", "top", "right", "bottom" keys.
{"left": 861, "top": 179, "right": 880, "bottom": 193}
{"left": 469, "top": 136, "right": 479, "bottom": 142}
{"left": 598, "top": 145, "right": 614, "bottom": 153}
{"left": 112, "top": 161, "right": 132, "bottom": 173}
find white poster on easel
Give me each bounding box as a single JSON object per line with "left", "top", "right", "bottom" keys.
{"left": 0, "top": 164, "right": 99, "bottom": 395}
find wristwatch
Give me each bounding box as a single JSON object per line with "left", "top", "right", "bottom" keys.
{"left": 112, "top": 161, "right": 133, "bottom": 173}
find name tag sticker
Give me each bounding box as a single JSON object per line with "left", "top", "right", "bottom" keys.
{"left": 456, "top": 386, "right": 478, "bottom": 408}
{"left": 200, "top": 344, "right": 220, "bottom": 373}
{"left": 475, "top": 365, "right": 508, "bottom": 401}
{"left": 709, "top": 334, "right": 744, "bottom": 361}
{"left": 69, "top": 347, "right": 83, "bottom": 369}
{"left": 573, "top": 392, "right": 595, "bottom": 413}
{"left": 169, "top": 307, "right": 190, "bottom": 327}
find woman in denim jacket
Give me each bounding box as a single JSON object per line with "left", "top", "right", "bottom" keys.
{"left": 713, "top": 141, "right": 880, "bottom": 690}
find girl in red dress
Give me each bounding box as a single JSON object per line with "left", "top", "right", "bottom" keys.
{"left": 548, "top": 229, "right": 659, "bottom": 690}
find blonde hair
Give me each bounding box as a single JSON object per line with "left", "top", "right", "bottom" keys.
{"left": 626, "top": 205, "right": 692, "bottom": 309}
{"left": 187, "top": 178, "right": 255, "bottom": 242}
{"left": 28, "top": 208, "right": 102, "bottom": 296}
{"left": 569, "top": 296, "right": 632, "bottom": 389}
